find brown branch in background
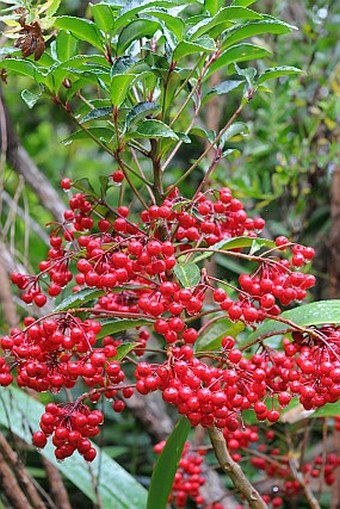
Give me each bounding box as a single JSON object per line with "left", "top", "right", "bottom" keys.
{"left": 209, "top": 426, "right": 269, "bottom": 509}
{"left": 0, "top": 432, "right": 47, "bottom": 509}
{"left": 0, "top": 448, "right": 34, "bottom": 509}
{"left": 0, "top": 253, "right": 18, "bottom": 328}
{"left": 41, "top": 458, "right": 72, "bottom": 509}
{"left": 0, "top": 90, "right": 66, "bottom": 222}
{"left": 2, "top": 190, "right": 50, "bottom": 244}
{"left": 289, "top": 457, "right": 322, "bottom": 509}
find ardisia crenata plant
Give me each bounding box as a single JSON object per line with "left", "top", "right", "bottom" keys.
{"left": 0, "top": 1, "right": 339, "bottom": 509}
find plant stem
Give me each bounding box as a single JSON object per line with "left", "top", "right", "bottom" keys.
{"left": 209, "top": 427, "right": 268, "bottom": 509}
{"left": 167, "top": 102, "right": 244, "bottom": 194}
{"left": 114, "top": 152, "right": 149, "bottom": 209}
{"left": 289, "top": 458, "right": 321, "bottom": 509}
{"left": 150, "top": 139, "right": 163, "bottom": 205}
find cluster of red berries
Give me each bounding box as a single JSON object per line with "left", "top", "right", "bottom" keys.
{"left": 33, "top": 402, "right": 102, "bottom": 461}
{"left": 302, "top": 453, "right": 339, "bottom": 486}
{"left": 284, "top": 326, "right": 340, "bottom": 409}
{"left": 0, "top": 357, "right": 13, "bottom": 386}
{"left": 1, "top": 180, "right": 336, "bottom": 466}
{"left": 135, "top": 344, "right": 297, "bottom": 430}
{"left": 0, "top": 315, "right": 127, "bottom": 393}
{"left": 212, "top": 247, "right": 315, "bottom": 326}
{"left": 154, "top": 441, "right": 206, "bottom": 508}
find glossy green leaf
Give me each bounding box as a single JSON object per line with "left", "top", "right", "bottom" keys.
{"left": 55, "top": 16, "right": 103, "bottom": 51}
{"left": 231, "top": 0, "right": 256, "bottom": 6}
{"left": 190, "top": 126, "right": 215, "bottom": 143}
{"left": 125, "top": 101, "right": 160, "bottom": 128}
{"left": 247, "top": 300, "right": 340, "bottom": 342}
{"left": 21, "top": 89, "right": 42, "bottom": 109}
{"left": 142, "top": 8, "right": 185, "bottom": 40}
{"left": 91, "top": 3, "right": 115, "bottom": 32}
{"left": 0, "top": 58, "right": 37, "bottom": 79}
{"left": 54, "top": 288, "right": 105, "bottom": 311}
{"left": 114, "top": 342, "right": 139, "bottom": 361}
{"left": 222, "top": 20, "right": 294, "bottom": 50}
{"left": 133, "top": 119, "right": 179, "bottom": 140}
{"left": 118, "top": 19, "right": 159, "bottom": 55}
{"left": 206, "top": 43, "right": 272, "bottom": 78}
{"left": 97, "top": 318, "right": 153, "bottom": 339}
{"left": 62, "top": 127, "right": 114, "bottom": 145}
{"left": 312, "top": 402, "right": 340, "bottom": 418}
{"left": 173, "top": 36, "right": 216, "bottom": 61}
{"left": 55, "top": 31, "right": 78, "bottom": 62}
{"left": 204, "top": 0, "right": 224, "bottom": 15}
{"left": 220, "top": 121, "right": 249, "bottom": 143}
{"left": 0, "top": 387, "right": 147, "bottom": 509}
{"left": 190, "top": 7, "right": 263, "bottom": 41}
{"left": 147, "top": 417, "right": 191, "bottom": 509}
{"left": 195, "top": 318, "right": 244, "bottom": 352}
{"left": 0, "top": 47, "right": 20, "bottom": 58}
{"left": 257, "top": 66, "right": 304, "bottom": 84}
{"left": 174, "top": 262, "right": 201, "bottom": 288}
{"left": 110, "top": 73, "right": 135, "bottom": 106}
{"left": 81, "top": 107, "right": 112, "bottom": 123}
{"left": 46, "top": 0, "right": 61, "bottom": 17}
{"left": 206, "top": 79, "right": 244, "bottom": 98}
{"left": 112, "top": 0, "right": 178, "bottom": 32}
{"left": 193, "top": 236, "right": 275, "bottom": 263}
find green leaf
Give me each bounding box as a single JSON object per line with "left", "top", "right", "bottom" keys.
{"left": 312, "top": 402, "right": 340, "bottom": 418}
{"left": 147, "top": 417, "right": 191, "bottom": 509}
{"left": 55, "top": 16, "right": 103, "bottom": 51}
{"left": 0, "top": 387, "right": 147, "bottom": 509}
{"left": 46, "top": 0, "right": 61, "bottom": 17}
{"left": 54, "top": 288, "right": 105, "bottom": 311}
{"left": 114, "top": 342, "right": 139, "bottom": 361}
{"left": 193, "top": 236, "right": 275, "bottom": 263}
{"left": 21, "top": 89, "right": 42, "bottom": 109}
{"left": 206, "top": 79, "right": 244, "bottom": 98}
{"left": 81, "top": 107, "right": 112, "bottom": 123}
{"left": 125, "top": 101, "right": 160, "bottom": 129}
{"left": 91, "top": 3, "right": 115, "bottom": 32}
{"left": 142, "top": 8, "right": 185, "bottom": 40}
{"left": 205, "top": 0, "right": 224, "bottom": 15}
{"left": 133, "top": 119, "right": 179, "bottom": 140}
{"left": 206, "top": 43, "right": 272, "bottom": 78}
{"left": 112, "top": 0, "right": 179, "bottom": 32}
{"left": 231, "top": 0, "right": 256, "bottom": 6}
{"left": 190, "top": 126, "right": 215, "bottom": 143}
{"left": 62, "top": 127, "right": 114, "bottom": 145}
{"left": 110, "top": 73, "right": 135, "bottom": 107}
{"left": 103, "top": 446, "right": 128, "bottom": 458}
{"left": 55, "top": 31, "right": 78, "bottom": 62}
{"left": 195, "top": 318, "right": 244, "bottom": 352}
{"left": 0, "top": 47, "right": 20, "bottom": 58}
{"left": 118, "top": 19, "right": 160, "bottom": 55}
{"left": 222, "top": 20, "right": 294, "bottom": 50}
{"left": 97, "top": 318, "right": 153, "bottom": 339}
{"left": 173, "top": 36, "right": 216, "bottom": 61}
{"left": 220, "top": 121, "right": 249, "bottom": 143}
{"left": 188, "top": 7, "right": 263, "bottom": 41}
{"left": 0, "top": 58, "right": 37, "bottom": 79}
{"left": 174, "top": 262, "right": 200, "bottom": 288}
{"left": 247, "top": 300, "right": 340, "bottom": 342}
{"left": 257, "top": 66, "right": 304, "bottom": 84}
